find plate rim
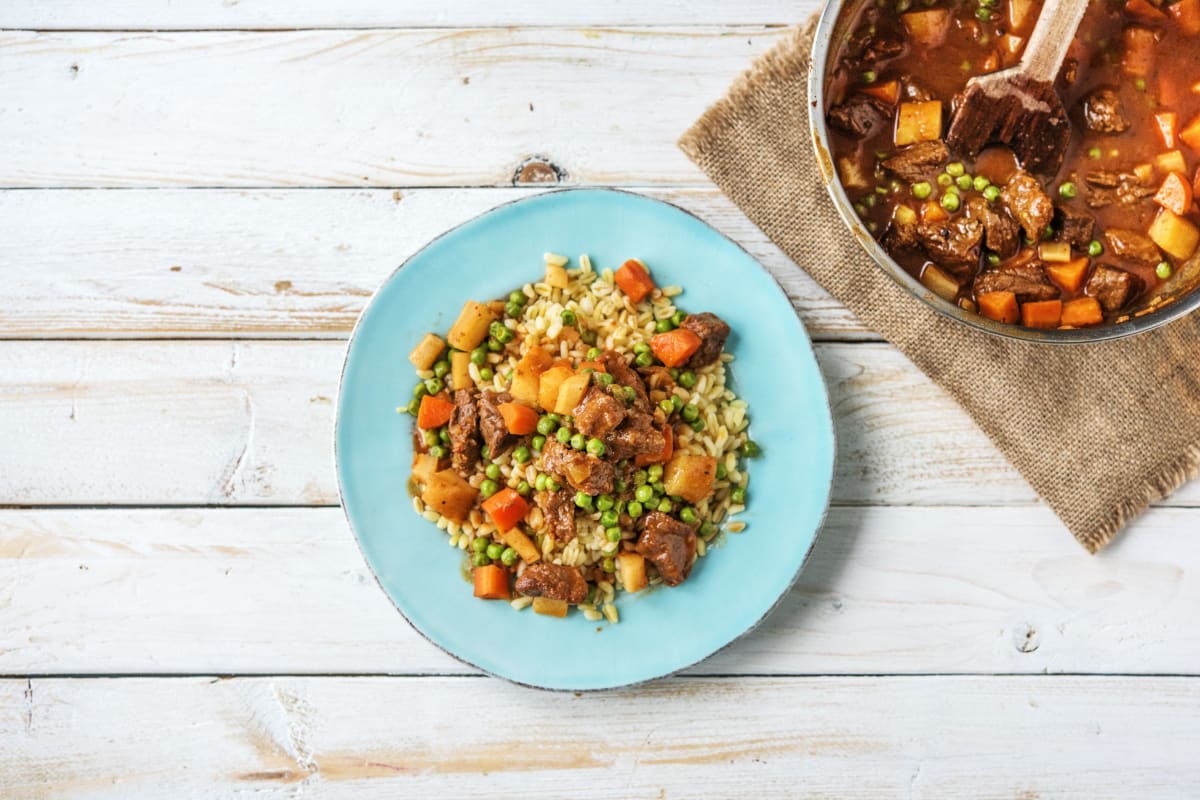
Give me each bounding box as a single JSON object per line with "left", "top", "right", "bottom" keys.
{"left": 333, "top": 186, "right": 837, "bottom": 690}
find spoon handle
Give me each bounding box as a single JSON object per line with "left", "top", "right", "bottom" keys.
{"left": 1020, "top": 0, "right": 1090, "bottom": 83}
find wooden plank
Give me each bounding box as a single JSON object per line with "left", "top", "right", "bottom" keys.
{"left": 0, "top": 27, "right": 784, "bottom": 188}
{"left": 4, "top": 675, "right": 1198, "bottom": 797}
{"left": 3, "top": 506, "right": 1199, "bottom": 676}
{"left": 0, "top": 188, "right": 865, "bottom": 340}
{"left": 0, "top": 0, "right": 812, "bottom": 29}
{"left": 2, "top": 339, "right": 1197, "bottom": 507}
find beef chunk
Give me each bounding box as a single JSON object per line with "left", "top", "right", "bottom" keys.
{"left": 536, "top": 489, "right": 576, "bottom": 542}
{"left": 477, "top": 391, "right": 514, "bottom": 457}
{"left": 448, "top": 390, "right": 480, "bottom": 475}
{"left": 881, "top": 140, "right": 950, "bottom": 182}
{"left": 603, "top": 410, "right": 667, "bottom": 462}
{"left": 600, "top": 350, "right": 649, "bottom": 409}
{"left": 1103, "top": 228, "right": 1162, "bottom": 265}
{"left": 966, "top": 196, "right": 1020, "bottom": 258}
{"left": 1081, "top": 87, "right": 1130, "bottom": 134}
{"left": 1001, "top": 170, "right": 1055, "bottom": 240}
{"left": 827, "top": 95, "right": 891, "bottom": 139}
{"left": 883, "top": 216, "right": 921, "bottom": 252}
{"left": 1087, "top": 264, "right": 1143, "bottom": 312}
{"left": 1085, "top": 170, "right": 1155, "bottom": 209}
{"left": 1055, "top": 205, "right": 1095, "bottom": 248}
{"left": 974, "top": 262, "right": 1060, "bottom": 302}
{"left": 636, "top": 512, "right": 698, "bottom": 587}
{"left": 514, "top": 563, "right": 588, "bottom": 604}
{"left": 572, "top": 386, "right": 626, "bottom": 438}
{"left": 679, "top": 312, "right": 731, "bottom": 369}
{"left": 540, "top": 439, "right": 615, "bottom": 496}
{"left": 916, "top": 214, "right": 984, "bottom": 267}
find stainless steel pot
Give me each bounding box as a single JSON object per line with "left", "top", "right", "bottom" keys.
{"left": 807, "top": 0, "right": 1200, "bottom": 343}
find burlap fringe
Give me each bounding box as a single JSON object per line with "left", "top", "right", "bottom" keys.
{"left": 1083, "top": 443, "right": 1200, "bottom": 552}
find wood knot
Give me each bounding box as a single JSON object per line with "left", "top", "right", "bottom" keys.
{"left": 513, "top": 156, "right": 565, "bottom": 186}
{"left": 1013, "top": 624, "right": 1040, "bottom": 653}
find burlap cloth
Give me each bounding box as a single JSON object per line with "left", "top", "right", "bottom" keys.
{"left": 679, "top": 21, "right": 1200, "bottom": 552}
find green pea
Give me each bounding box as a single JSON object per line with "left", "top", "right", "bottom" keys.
{"left": 613, "top": 480, "right": 627, "bottom": 493}
{"left": 912, "top": 181, "right": 932, "bottom": 200}
{"left": 716, "top": 461, "right": 728, "bottom": 480}
{"left": 596, "top": 494, "right": 615, "bottom": 511}
{"left": 1135, "top": 77, "right": 1146, "bottom": 91}
{"left": 472, "top": 536, "right": 489, "bottom": 553}
{"left": 505, "top": 301, "right": 523, "bottom": 317}
{"left": 861, "top": 69, "right": 877, "bottom": 84}
{"left": 635, "top": 484, "right": 654, "bottom": 503}
{"left": 556, "top": 427, "right": 571, "bottom": 444}
{"left": 500, "top": 547, "right": 519, "bottom": 566}
{"left": 439, "top": 427, "right": 451, "bottom": 444}
{"left": 731, "top": 486, "right": 747, "bottom": 505}
{"left": 586, "top": 438, "right": 606, "bottom": 457}
{"left": 413, "top": 382, "right": 429, "bottom": 400}
{"left": 678, "top": 371, "right": 697, "bottom": 389}
{"left": 937, "top": 172, "right": 953, "bottom": 187}
{"left": 406, "top": 398, "right": 421, "bottom": 416}
{"left": 627, "top": 501, "right": 643, "bottom": 518}
{"left": 513, "top": 446, "right": 531, "bottom": 464}
{"left": 1088, "top": 240, "right": 1103, "bottom": 257}
{"left": 423, "top": 378, "right": 443, "bottom": 395}
{"left": 983, "top": 185, "right": 1001, "bottom": 202}
{"left": 1157, "top": 261, "right": 1173, "bottom": 280}
{"left": 472, "top": 551, "right": 491, "bottom": 567}
{"left": 561, "top": 309, "right": 577, "bottom": 326}
{"left": 671, "top": 395, "right": 684, "bottom": 412}
{"left": 671, "top": 310, "right": 687, "bottom": 326}
{"left": 570, "top": 433, "right": 586, "bottom": 451}
{"left": 531, "top": 435, "right": 546, "bottom": 452}
{"left": 486, "top": 543, "right": 503, "bottom": 560}
{"left": 485, "top": 464, "right": 501, "bottom": 481}
{"left": 633, "top": 342, "right": 651, "bottom": 355}
{"left": 975, "top": 7, "right": 992, "bottom": 20}
{"left": 516, "top": 481, "right": 531, "bottom": 497}
{"left": 574, "top": 491, "right": 593, "bottom": 509}
{"left": 486, "top": 337, "right": 503, "bottom": 352}
{"left": 681, "top": 403, "right": 699, "bottom": 422}
{"left": 940, "top": 192, "right": 961, "bottom": 212}
{"left": 605, "top": 526, "right": 622, "bottom": 542}
{"left": 602, "top": 557, "right": 616, "bottom": 573}
{"left": 659, "top": 399, "right": 676, "bottom": 415}
{"left": 972, "top": 176, "right": 990, "bottom": 192}
{"left": 433, "top": 360, "right": 450, "bottom": 378}
{"left": 470, "top": 347, "right": 487, "bottom": 366}
{"left": 657, "top": 498, "right": 673, "bottom": 513}
{"left": 647, "top": 464, "right": 664, "bottom": 482}
{"left": 423, "top": 429, "right": 440, "bottom": 447}
{"left": 586, "top": 347, "right": 602, "bottom": 360}
{"left": 534, "top": 473, "right": 548, "bottom": 492}
{"left": 987, "top": 253, "right": 1001, "bottom": 266}
{"left": 946, "top": 162, "right": 965, "bottom": 177}
{"left": 741, "top": 440, "right": 761, "bottom": 458}
{"left": 655, "top": 318, "right": 674, "bottom": 333}
{"left": 1088, "top": 147, "right": 1102, "bottom": 159}
{"left": 633, "top": 469, "right": 648, "bottom": 486}
{"left": 668, "top": 368, "right": 680, "bottom": 380}
{"left": 600, "top": 509, "right": 620, "bottom": 528}
{"left": 428, "top": 445, "right": 446, "bottom": 459}
{"left": 580, "top": 328, "right": 598, "bottom": 345}
{"left": 596, "top": 372, "right": 614, "bottom": 386}
{"left": 536, "top": 415, "right": 557, "bottom": 435}
{"left": 622, "top": 386, "right": 637, "bottom": 404}
{"left": 546, "top": 478, "right": 561, "bottom": 492}
{"left": 480, "top": 479, "right": 499, "bottom": 498}
{"left": 955, "top": 174, "right": 973, "bottom": 191}
{"left": 1058, "top": 182, "right": 1077, "bottom": 199}
{"left": 679, "top": 507, "right": 698, "bottom": 524}
{"left": 481, "top": 445, "right": 490, "bottom": 459}
{"left": 690, "top": 418, "right": 706, "bottom": 432}
{"left": 635, "top": 352, "right": 654, "bottom": 367}
{"left": 509, "top": 290, "right": 527, "bottom": 306}
{"left": 479, "top": 367, "right": 494, "bottom": 381}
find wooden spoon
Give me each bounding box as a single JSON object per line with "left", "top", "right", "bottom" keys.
{"left": 945, "top": 0, "right": 1089, "bottom": 176}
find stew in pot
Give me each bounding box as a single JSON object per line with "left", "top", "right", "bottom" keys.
{"left": 825, "top": 0, "right": 1200, "bottom": 329}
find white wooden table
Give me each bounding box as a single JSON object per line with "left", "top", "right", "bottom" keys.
{"left": 2, "top": 2, "right": 1198, "bottom": 796}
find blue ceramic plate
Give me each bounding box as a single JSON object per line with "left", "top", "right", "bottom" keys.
{"left": 336, "top": 188, "right": 834, "bottom": 690}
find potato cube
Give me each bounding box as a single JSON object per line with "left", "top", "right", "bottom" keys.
{"left": 411, "top": 452, "right": 440, "bottom": 485}
{"left": 1037, "top": 241, "right": 1072, "bottom": 263}
{"left": 552, "top": 373, "right": 591, "bottom": 415}
{"left": 420, "top": 469, "right": 478, "bottom": 523}
{"left": 408, "top": 333, "right": 446, "bottom": 371}
{"left": 511, "top": 348, "right": 554, "bottom": 406}
{"left": 447, "top": 300, "right": 497, "bottom": 351}
{"left": 538, "top": 365, "right": 574, "bottom": 411}
{"left": 616, "top": 553, "right": 648, "bottom": 593}
{"left": 1154, "top": 150, "right": 1188, "bottom": 175}
{"left": 532, "top": 597, "right": 568, "bottom": 617}
{"left": 837, "top": 156, "right": 871, "bottom": 190}
{"left": 663, "top": 453, "right": 718, "bottom": 504}
{"left": 895, "top": 101, "right": 942, "bottom": 147}
{"left": 546, "top": 264, "right": 569, "bottom": 288}
{"left": 450, "top": 351, "right": 472, "bottom": 391}
{"left": 1007, "top": 0, "right": 1036, "bottom": 29}
{"left": 901, "top": 8, "right": 950, "bottom": 47}
{"left": 1148, "top": 208, "right": 1200, "bottom": 261}
{"left": 920, "top": 263, "right": 960, "bottom": 303}
{"left": 500, "top": 527, "right": 540, "bottom": 564}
